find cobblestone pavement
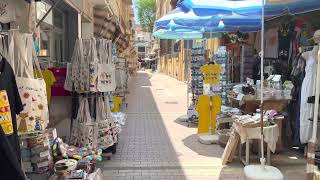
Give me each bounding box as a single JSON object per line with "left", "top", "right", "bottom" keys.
{"left": 97, "top": 71, "right": 306, "bottom": 180}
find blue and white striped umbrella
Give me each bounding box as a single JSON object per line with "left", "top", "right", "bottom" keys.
{"left": 152, "top": 29, "right": 204, "bottom": 40}
{"left": 155, "top": 8, "right": 213, "bottom": 28}
{"left": 156, "top": 17, "right": 261, "bottom": 33}
{"left": 178, "top": 0, "right": 320, "bottom": 17}
{"left": 155, "top": 8, "right": 261, "bottom": 32}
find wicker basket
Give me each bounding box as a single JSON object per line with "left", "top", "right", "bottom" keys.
{"left": 218, "top": 129, "right": 232, "bottom": 147}
{"left": 234, "top": 121, "right": 261, "bottom": 128}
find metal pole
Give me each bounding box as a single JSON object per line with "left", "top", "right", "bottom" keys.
{"left": 78, "top": 13, "right": 82, "bottom": 38}
{"left": 260, "top": 0, "right": 266, "bottom": 168}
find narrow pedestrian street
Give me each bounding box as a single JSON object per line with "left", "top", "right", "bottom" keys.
{"left": 97, "top": 71, "right": 306, "bottom": 180}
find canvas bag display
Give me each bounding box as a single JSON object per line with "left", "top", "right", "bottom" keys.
{"left": 0, "top": 35, "right": 8, "bottom": 60}
{"left": 69, "top": 38, "right": 98, "bottom": 92}
{"left": 85, "top": 38, "right": 99, "bottom": 92}
{"left": 8, "top": 30, "right": 34, "bottom": 77}
{"left": 96, "top": 40, "right": 116, "bottom": 92}
{"left": 70, "top": 98, "right": 97, "bottom": 148}
{"left": 13, "top": 33, "right": 49, "bottom": 132}
{"left": 95, "top": 96, "right": 114, "bottom": 149}
{"left": 70, "top": 39, "right": 90, "bottom": 92}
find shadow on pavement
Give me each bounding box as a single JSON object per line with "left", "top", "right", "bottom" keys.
{"left": 99, "top": 71, "right": 188, "bottom": 179}
{"left": 182, "top": 134, "right": 225, "bottom": 158}
{"left": 174, "top": 115, "right": 198, "bottom": 128}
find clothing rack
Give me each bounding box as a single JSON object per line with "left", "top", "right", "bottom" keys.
{"left": 39, "top": 59, "right": 68, "bottom": 67}
{"left": 70, "top": 95, "right": 112, "bottom": 99}
{"left": 0, "top": 31, "right": 8, "bottom": 36}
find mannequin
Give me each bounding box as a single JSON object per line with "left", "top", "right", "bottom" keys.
{"left": 299, "top": 30, "right": 320, "bottom": 144}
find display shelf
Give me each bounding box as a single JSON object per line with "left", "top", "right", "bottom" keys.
{"left": 214, "top": 46, "right": 230, "bottom": 105}
{"left": 187, "top": 40, "right": 206, "bottom": 124}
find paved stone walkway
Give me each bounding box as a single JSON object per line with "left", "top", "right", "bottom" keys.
{"left": 98, "top": 71, "right": 306, "bottom": 180}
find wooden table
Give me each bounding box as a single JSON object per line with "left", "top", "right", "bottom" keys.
{"left": 229, "top": 97, "right": 291, "bottom": 114}
{"left": 234, "top": 123, "right": 279, "bottom": 166}
{"left": 229, "top": 97, "right": 290, "bottom": 152}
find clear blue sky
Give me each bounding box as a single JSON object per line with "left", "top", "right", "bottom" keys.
{"left": 132, "top": 0, "right": 139, "bottom": 24}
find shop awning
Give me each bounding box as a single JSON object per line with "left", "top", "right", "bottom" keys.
{"left": 116, "top": 33, "right": 130, "bottom": 53}
{"left": 119, "top": 18, "right": 126, "bottom": 35}
{"left": 93, "top": 8, "right": 117, "bottom": 40}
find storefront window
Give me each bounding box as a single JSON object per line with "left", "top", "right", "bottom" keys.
{"left": 39, "top": 30, "right": 50, "bottom": 57}
{"left": 36, "top": 1, "right": 65, "bottom": 62}
{"left": 138, "top": 46, "right": 146, "bottom": 53}
{"left": 36, "top": 1, "right": 52, "bottom": 57}
{"left": 36, "top": 1, "right": 53, "bottom": 26}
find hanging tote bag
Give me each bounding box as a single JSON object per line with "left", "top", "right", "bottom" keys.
{"left": 15, "top": 33, "right": 49, "bottom": 133}
{"left": 87, "top": 38, "right": 99, "bottom": 92}
{"left": 8, "top": 30, "right": 34, "bottom": 77}
{"left": 95, "top": 96, "right": 114, "bottom": 149}
{"left": 79, "top": 98, "right": 97, "bottom": 148}
{"left": 97, "top": 40, "right": 116, "bottom": 92}
{"left": 70, "top": 39, "right": 91, "bottom": 92}
{"left": 71, "top": 98, "right": 97, "bottom": 148}
{"left": 0, "top": 34, "right": 8, "bottom": 60}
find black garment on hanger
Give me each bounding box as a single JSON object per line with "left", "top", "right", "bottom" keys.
{"left": 0, "top": 127, "right": 26, "bottom": 180}
{"left": 288, "top": 53, "right": 305, "bottom": 146}
{"left": 0, "top": 58, "right": 24, "bottom": 162}
{"left": 252, "top": 56, "right": 260, "bottom": 84}
{"left": 278, "top": 23, "right": 294, "bottom": 62}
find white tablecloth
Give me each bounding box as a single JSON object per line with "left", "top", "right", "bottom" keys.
{"left": 234, "top": 123, "right": 279, "bottom": 153}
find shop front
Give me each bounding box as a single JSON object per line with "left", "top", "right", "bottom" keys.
{"left": 155, "top": 0, "right": 320, "bottom": 178}
{"left": 0, "top": 0, "right": 132, "bottom": 179}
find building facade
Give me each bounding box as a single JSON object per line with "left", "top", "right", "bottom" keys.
{"left": 155, "top": 0, "right": 222, "bottom": 81}
{"left": 155, "top": 0, "right": 188, "bottom": 81}
{"left": 0, "top": 0, "right": 136, "bottom": 137}
{"left": 134, "top": 24, "right": 153, "bottom": 60}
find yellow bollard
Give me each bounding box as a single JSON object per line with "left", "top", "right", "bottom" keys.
{"left": 197, "top": 95, "right": 221, "bottom": 134}
{"left": 112, "top": 96, "right": 123, "bottom": 112}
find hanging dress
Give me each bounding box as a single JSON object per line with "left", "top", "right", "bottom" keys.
{"left": 299, "top": 50, "right": 317, "bottom": 144}
{"left": 289, "top": 53, "right": 305, "bottom": 145}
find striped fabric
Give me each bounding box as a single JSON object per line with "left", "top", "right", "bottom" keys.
{"left": 155, "top": 7, "right": 261, "bottom": 32}
{"left": 93, "top": 8, "right": 117, "bottom": 40}
{"left": 178, "top": 0, "right": 320, "bottom": 17}
{"left": 153, "top": 29, "right": 204, "bottom": 40}
{"left": 93, "top": 8, "right": 130, "bottom": 53}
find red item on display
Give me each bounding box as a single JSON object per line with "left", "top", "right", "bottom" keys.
{"left": 48, "top": 68, "right": 71, "bottom": 96}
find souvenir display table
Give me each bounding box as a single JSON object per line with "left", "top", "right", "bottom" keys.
{"left": 229, "top": 96, "right": 290, "bottom": 151}
{"left": 234, "top": 122, "right": 279, "bottom": 165}
{"left": 229, "top": 97, "right": 291, "bottom": 114}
